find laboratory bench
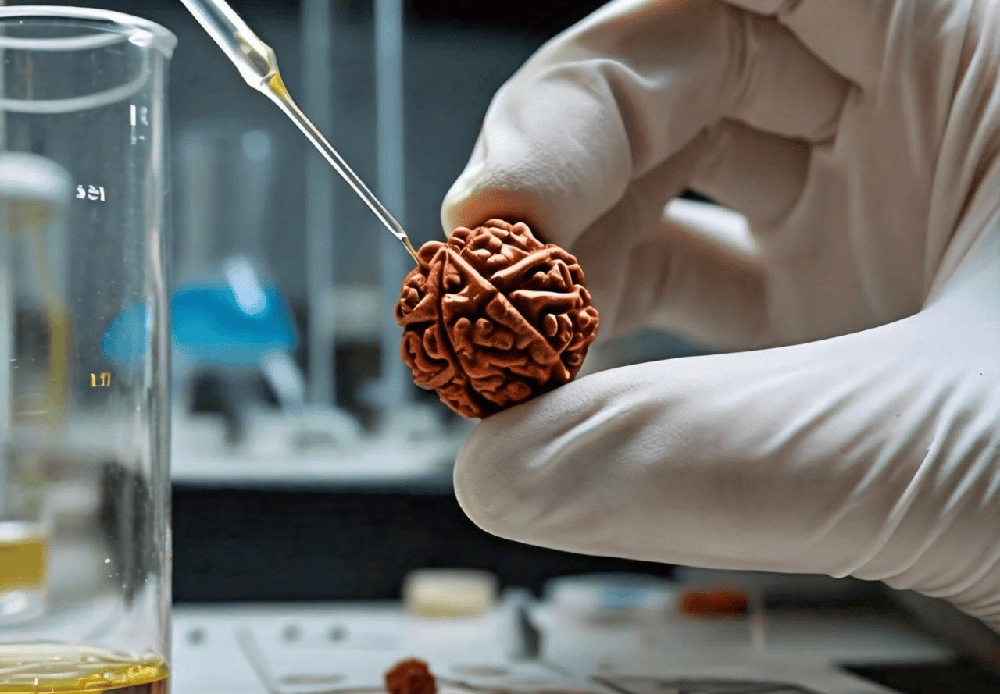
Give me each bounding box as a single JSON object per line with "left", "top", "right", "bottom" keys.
{"left": 167, "top": 411, "right": 1000, "bottom": 693}
{"left": 170, "top": 579, "right": 1000, "bottom": 694}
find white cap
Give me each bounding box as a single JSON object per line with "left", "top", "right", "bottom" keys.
{"left": 403, "top": 569, "right": 498, "bottom": 618}
{"left": 0, "top": 153, "right": 73, "bottom": 210}
{"left": 544, "top": 573, "right": 676, "bottom": 621}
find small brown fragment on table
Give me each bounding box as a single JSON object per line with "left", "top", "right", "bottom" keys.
{"left": 681, "top": 590, "right": 750, "bottom": 617}
{"left": 395, "top": 219, "right": 599, "bottom": 418}
{"left": 385, "top": 658, "right": 437, "bottom": 694}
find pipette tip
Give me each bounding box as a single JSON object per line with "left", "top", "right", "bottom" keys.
{"left": 403, "top": 237, "right": 419, "bottom": 264}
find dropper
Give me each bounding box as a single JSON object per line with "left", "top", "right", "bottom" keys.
{"left": 179, "top": 0, "right": 419, "bottom": 263}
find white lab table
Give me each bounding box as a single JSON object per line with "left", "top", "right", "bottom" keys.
{"left": 171, "top": 595, "right": 957, "bottom": 694}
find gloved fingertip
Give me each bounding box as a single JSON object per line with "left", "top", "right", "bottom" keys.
{"left": 441, "top": 177, "right": 554, "bottom": 241}
{"left": 441, "top": 133, "right": 491, "bottom": 232}
{"left": 441, "top": 168, "right": 483, "bottom": 232}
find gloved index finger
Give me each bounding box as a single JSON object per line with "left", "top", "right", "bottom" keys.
{"left": 443, "top": 0, "right": 847, "bottom": 249}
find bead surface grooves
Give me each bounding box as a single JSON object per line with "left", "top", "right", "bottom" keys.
{"left": 395, "top": 219, "right": 600, "bottom": 419}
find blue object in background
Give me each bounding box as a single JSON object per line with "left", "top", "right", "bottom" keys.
{"left": 104, "top": 261, "right": 297, "bottom": 373}
{"left": 170, "top": 282, "right": 297, "bottom": 368}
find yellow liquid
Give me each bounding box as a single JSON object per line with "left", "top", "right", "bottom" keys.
{"left": 0, "top": 646, "right": 168, "bottom": 693}
{"left": 0, "top": 525, "right": 48, "bottom": 591}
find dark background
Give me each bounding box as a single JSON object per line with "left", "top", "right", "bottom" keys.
{"left": 172, "top": 481, "right": 676, "bottom": 603}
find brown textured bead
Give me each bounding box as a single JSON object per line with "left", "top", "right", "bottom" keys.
{"left": 395, "top": 219, "right": 599, "bottom": 419}
{"left": 385, "top": 658, "right": 436, "bottom": 694}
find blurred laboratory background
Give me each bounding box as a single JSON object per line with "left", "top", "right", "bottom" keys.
{"left": 0, "top": 0, "right": 710, "bottom": 605}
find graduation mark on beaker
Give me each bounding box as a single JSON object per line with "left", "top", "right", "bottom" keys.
{"left": 91, "top": 372, "right": 112, "bottom": 387}
{"left": 130, "top": 104, "right": 150, "bottom": 126}
{"left": 130, "top": 104, "right": 149, "bottom": 145}
{"left": 77, "top": 185, "right": 106, "bottom": 202}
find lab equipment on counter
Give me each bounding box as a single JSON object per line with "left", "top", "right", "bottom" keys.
{"left": 543, "top": 573, "right": 676, "bottom": 624}
{"left": 168, "top": 579, "right": 986, "bottom": 694}
{"left": 403, "top": 569, "right": 499, "bottom": 619}
{"left": 105, "top": 254, "right": 299, "bottom": 397}
{"left": 174, "top": 125, "right": 278, "bottom": 283}
{"left": 170, "top": 121, "right": 364, "bottom": 450}
{"left": 179, "top": 0, "right": 419, "bottom": 263}
{"left": 0, "top": 7, "right": 173, "bottom": 692}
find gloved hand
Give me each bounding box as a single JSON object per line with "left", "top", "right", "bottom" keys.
{"left": 441, "top": 0, "right": 1000, "bottom": 632}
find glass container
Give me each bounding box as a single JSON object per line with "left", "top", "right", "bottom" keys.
{"left": 0, "top": 7, "right": 175, "bottom": 693}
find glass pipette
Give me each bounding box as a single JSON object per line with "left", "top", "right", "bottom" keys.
{"left": 179, "top": 0, "right": 419, "bottom": 263}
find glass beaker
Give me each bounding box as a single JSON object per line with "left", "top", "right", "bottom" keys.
{"left": 0, "top": 7, "right": 175, "bottom": 694}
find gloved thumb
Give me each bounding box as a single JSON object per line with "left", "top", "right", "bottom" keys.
{"left": 453, "top": 230, "right": 1000, "bottom": 629}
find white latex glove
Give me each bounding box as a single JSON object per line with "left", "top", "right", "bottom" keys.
{"left": 441, "top": 0, "right": 1000, "bottom": 632}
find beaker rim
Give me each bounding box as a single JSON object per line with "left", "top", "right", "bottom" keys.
{"left": 0, "top": 5, "right": 177, "bottom": 58}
